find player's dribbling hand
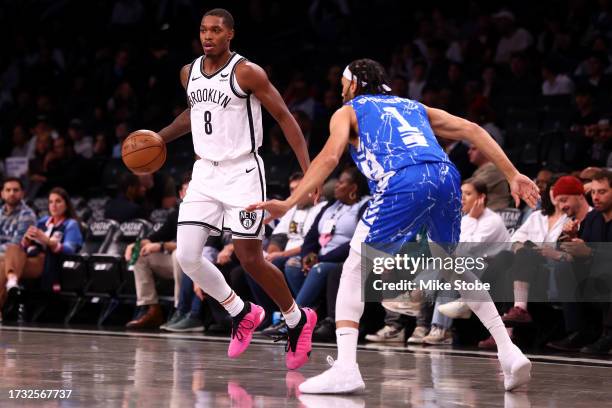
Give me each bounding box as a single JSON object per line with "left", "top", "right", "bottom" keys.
{"left": 509, "top": 173, "right": 540, "bottom": 209}
{"left": 246, "top": 199, "right": 291, "bottom": 224}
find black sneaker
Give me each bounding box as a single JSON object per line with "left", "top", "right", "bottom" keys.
{"left": 546, "top": 331, "right": 597, "bottom": 351}
{"left": 580, "top": 334, "right": 612, "bottom": 355}
{"left": 313, "top": 317, "right": 335, "bottom": 342}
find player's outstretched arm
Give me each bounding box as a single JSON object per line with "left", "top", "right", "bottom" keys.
{"left": 247, "top": 106, "right": 352, "bottom": 221}
{"left": 426, "top": 106, "right": 540, "bottom": 208}
{"left": 158, "top": 64, "right": 192, "bottom": 143}
{"left": 236, "top": 61, "right": 310, "bottom": 173}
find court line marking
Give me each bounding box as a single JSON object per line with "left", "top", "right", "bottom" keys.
{"left": 2, "top": 325, "right": 611, "bottom": 368}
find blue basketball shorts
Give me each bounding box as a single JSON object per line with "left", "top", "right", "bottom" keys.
{"left": 350, "top": 162, "right": 462, "bottom": 254}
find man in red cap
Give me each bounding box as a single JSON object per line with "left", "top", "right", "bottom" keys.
{"left": 547, "top": 175, "right": 595, "bottom": 352}
{"left": 553, "top": 176, "right": 591, "bottom": 231}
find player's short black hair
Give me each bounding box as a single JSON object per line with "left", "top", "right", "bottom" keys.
{"left": 347, "top": 59, "right": 391, "bottom": 96}
{"left": 203, "top": 8, "right": 234, "bottom": 29}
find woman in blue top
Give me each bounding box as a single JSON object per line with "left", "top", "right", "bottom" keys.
{"left": 4, "top": 187, "right": 83, "bottom": 292}
{"left": 251, "top": 58, "right": 539, "bottom": 394}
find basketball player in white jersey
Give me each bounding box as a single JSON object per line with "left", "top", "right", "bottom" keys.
{"left": 154, "top": 8, "right": 318, "bottom": 369}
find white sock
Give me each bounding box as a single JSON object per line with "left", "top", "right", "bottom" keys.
{"left": 282, "top": 301, "right": 302, "bottom": 328}
{"left": 222, "top": 291, "right": 245, "bottom": 318}
{"left": 454, "top": 270, "right": 514, "bottom": 356}
{"left": 513, "top": 281, "right": 529, "bottom": 310}
{"left": 336, "top": 327, "right": 359, "bottom": 366}
{"left": 467, "top": 300, "right": 514, "bottom": 356}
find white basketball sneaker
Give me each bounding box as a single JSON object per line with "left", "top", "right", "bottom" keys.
{"left": 499, "top": 345, "right": 532, "bottom": 391}
{"left": 299, "top": 356, "right": 365, "bottom": 394}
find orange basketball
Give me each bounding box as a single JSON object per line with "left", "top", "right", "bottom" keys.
{"left": 121, "top": 130, "right": 166, "bottom": 175}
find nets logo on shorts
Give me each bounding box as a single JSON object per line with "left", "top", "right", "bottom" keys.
{"left": 239, "top": 210, "right": 257, "bottom": 229}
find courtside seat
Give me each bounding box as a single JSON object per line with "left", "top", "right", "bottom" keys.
{"left": 60, "top": 219, "right": 119, "bottom": 324}
{"left": 85, "top": 219, "right": 151, "bottom": 324}
{"left": 149, "top": 208, "right": 170, "bottom": 224}
{"left": 87, "top": 219, "right": 152, "bottom": 294}
{"left": 32, "top": 196, "right": 49, "bottom": 218}
{"left": 86, "top": 197, "right": 109, "bottom": 211}
{"left": 70, "top": 196, "right": 85, "bottom": 209}
{"left": 60, "top": 219, "right": 119, "bottom": 293}
{"left": 86, "top": 197, "right": 110, "bottom": 221}
{"left": 70, "top": 196, "right": 91, "bottom": 222}
{"left": 496, "top": 208, "right": 523, "bottom": 235}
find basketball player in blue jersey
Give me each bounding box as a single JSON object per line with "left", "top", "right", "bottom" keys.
{"left": 153, "top": 9, "right": 318, "bottom": 370}
{"left": 249, "top": 58, "right": 539, "bottom": 394}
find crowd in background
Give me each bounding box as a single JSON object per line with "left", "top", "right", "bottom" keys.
{"left": 1, "top": 1, "right": 612, "bottom": 354}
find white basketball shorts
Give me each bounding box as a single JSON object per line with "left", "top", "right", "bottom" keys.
{"left": 178, "top": 152, "right": 266, "bottom": 239}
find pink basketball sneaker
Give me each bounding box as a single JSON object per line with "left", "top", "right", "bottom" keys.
{"left": 227, "top": 303, "right": 265, "bottom": 358}
{"left": 285, "top": 308, "right": 317, "bottom": 370}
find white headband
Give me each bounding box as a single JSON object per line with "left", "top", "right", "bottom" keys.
{"left": 343, "top": 65, "right": 392, "bottom": 92}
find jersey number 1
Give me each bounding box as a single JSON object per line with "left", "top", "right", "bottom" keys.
{"left": 382, "top": 107, "right": 429, "bottom": 148}
{"left": 204, "top": 111, "right": 213, "bottom": 135}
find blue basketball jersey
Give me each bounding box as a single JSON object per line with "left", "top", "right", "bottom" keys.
{"left": 347, "top": 95, "right": 452, "bottom": 191}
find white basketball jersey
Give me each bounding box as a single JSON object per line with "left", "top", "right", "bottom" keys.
{"left": 186, "top": 52, "right": 263, "bottom": 161}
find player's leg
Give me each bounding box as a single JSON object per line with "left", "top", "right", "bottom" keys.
{"left": 299, "top": 247, "right": 365, "bottom": 393}
{"left": 176, "top": 223, "right": 266, "bottom": 358}
{"left": 427, "top": 163, "right": 531, "bottom": 391}
{"left": 300, "top": 173, "right": 433, "bottom": 394}
{"left": 175, "top": 224, "right": 235, "bottom": 313}
{"left": 232, "top": 237, "right": 317, "bottom": 370}
{"left": 233, "top": 239, "right": 294, "bottom": 311}
{"left": 225, "top": 153, "right": 315, "bottom": 369}
{"left": 176, "top": 167, "right": 262, "bottom": 358}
